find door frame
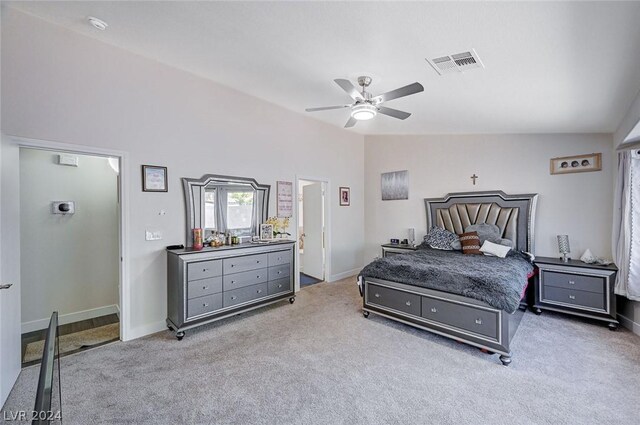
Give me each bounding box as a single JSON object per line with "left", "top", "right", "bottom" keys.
{"left": 295, "top": 175, "right": 331, "bottom": 291}
{"left": 6, "top": 135, "right": 131, "bottom": 341}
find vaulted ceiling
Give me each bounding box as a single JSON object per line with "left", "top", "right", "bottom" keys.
{"left": 6, "top": 1, "right": 640, "bottom": 135}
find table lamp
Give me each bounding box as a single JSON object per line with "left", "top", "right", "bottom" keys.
{"left": 557, "top": 235, "right": 570, "bottom": 263}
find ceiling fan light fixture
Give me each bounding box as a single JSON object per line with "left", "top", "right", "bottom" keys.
{"left": 351, "top": 104, "right": 377, "bottom": 121}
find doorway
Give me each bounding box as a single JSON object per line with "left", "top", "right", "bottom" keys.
{"left": 297, "top": 179, "right": 326, "bottom": 287}
{"left": 18, "top": 148, "right": 121, "bottom": 366}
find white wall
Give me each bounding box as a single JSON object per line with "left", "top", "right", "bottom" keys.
{"left": 1, "top": 9, "right": 365, "bottom": 339}
{"left": 364, "top": 134, "right": 614, "bottom": 262}
{"left": 19, "top": 149, "right": 119, "bottom": 332}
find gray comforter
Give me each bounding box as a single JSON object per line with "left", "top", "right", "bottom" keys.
{"left": 359, "top": 247, "right": 534, "bottom": 313}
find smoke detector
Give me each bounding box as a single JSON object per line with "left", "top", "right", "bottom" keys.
{"left": 426, "top": 49, "right": 484, "bottom": 75}
{"left": 88, "top": 16, "right": 108, "bottom": 31}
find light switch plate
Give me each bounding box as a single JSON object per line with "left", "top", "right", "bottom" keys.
{"left": 145, "top": 230, "right": 163, "bottom": 241}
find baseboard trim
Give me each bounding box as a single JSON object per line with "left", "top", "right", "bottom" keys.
{"left": 328, "top": 267, "right": 362, "bottom": 283}
{"left": 617, "top": 313, "right": 640, "bottom": 336}
{"left": 21, "top": 304, "right": 120, "bottom": 334}
{"left": 125, "top": 320, "right": 167, "bottom": 341}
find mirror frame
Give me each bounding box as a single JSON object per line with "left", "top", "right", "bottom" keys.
{"left": 182, "top": 174, "right": 270, "bottom": 246}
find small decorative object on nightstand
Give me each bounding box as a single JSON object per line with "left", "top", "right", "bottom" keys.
{"left": 533, "top": 256, "right": 618, "bottom": 330}
{"left": 381, "top": 243, "right": 418, "bottom": 258}
{"left": 557, "top": 235, "right": 570, "bottom": 263}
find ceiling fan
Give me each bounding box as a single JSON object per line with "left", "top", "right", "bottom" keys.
{"left": 305, "top": 76, "right": 424, "bottom": 128}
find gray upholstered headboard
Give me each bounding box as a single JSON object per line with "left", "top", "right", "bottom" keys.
{"left": 424, "top": 191, "right": 538, "bottom": 253}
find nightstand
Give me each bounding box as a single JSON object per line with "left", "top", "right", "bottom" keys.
{"left": 533, "top": 256, "right": 618, "bottom": 330}
{"left": 381, "top": 243, "right": 418, "bottom": 258}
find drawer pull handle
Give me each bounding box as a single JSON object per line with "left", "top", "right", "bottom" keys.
{"left": 278, "top": 284, "right": 282, "bottom": 288}
{"left": 231, "top": 280, "right": 236, "bottom": 284}
{"left": 569, "top": 295, "right": 576, "bottom": 300}
{"left": 231, "top": 296, "right": 237, "bottom": 300}
{"left": 257, "top": 261, "right": 261, "bottom": 264}
{"left": 374, "top": 293, "right": 380, "bottom": 298}
{"left": 231, "top": 264, "right": 235, "bottom": 267}
{"left": 278, "top": 257, "right": 282, "bottom": 261}
{"left": 431, "top": 307, "right": 437, "bottom": 313}
{"left": 257, "top": 289, "right": 262, "bottom": 293}
{"left": 405, "top": 301, "right": 411, "bottom": 306}
{"left": 568, "top": 280, "right": 575, "bottom": 285}
{"left": 202, "top": 268, "right": 207, "bottom": 272}
{"left": 202, "top": 286, "right": 208, "bottom": 290}
{"left": 257, "top": 275, "right": 260, "bottom": 279}
{"left": 278, "top": 271, "right": 282, "bottom": 274}
{"left": 203, "top": 303, "right": 209, "bottom": 307}
{"left": 475, "top": 319, "right": 483, "bottom": 325}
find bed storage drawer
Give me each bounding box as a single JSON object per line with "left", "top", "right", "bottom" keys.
{"left": 187, "top": 293, "right": 223, "bottom": 318}
{"left": 541, "top": 286, "right": 606, "bottom": 311}
{"left": 223, "top": 268, "right": 268, "bottom": 291}
{"left": 421, "top": 297, "right": 499, "bottom": 340}
{"left": 542, "top": 271, "right": 604, "bottom": 294}
{"left": 268, "top": 277, "right": 291, "bottom": 295}
{"left": 367, "top": 284, "right": 421, "bottom": 316}
{"left": 187, "top": 259, "right": 222, "bottom": 281}
{"left": 223, "top": 283, "right": 269, "bottom": 308}
{"left": 187, "top": 276, "right": 222, "bottom": 299}
{"left": 223, "top": 254, "right": 268, "bottom": 274}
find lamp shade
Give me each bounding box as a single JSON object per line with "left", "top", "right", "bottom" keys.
{"left": 557, "top": 235, "right": 570, "bottom": 254}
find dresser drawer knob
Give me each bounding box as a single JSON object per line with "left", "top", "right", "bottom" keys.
{"left": 231, "top": 264, "right": 235, "bottom": 267}
{"left": 202, "top": 268, "right": 208, "bottom": 272}
{"left": 278, "top": 284, "right": 282, "bottom": 288}
{"left": 405, "top": 301, "right": 411, "bottom": 306}
{"left": 231, "top": 280, "right": 236, "bottom": 284}
{"left": 431, "top": 307, "right": 437, "bottom": 313}
{"left": 569, "top": 295, "right": 576, "bottom": 300}
{"left": 277, "top": 257, "right": 282, "bottom": 261}
{"left": 374, "top": 293, "right": 380, "bottom": 298}
{"left": 257, "top": 260, "right": 261, "bottom": 264}
{"left": 231, "top": 296, "right": 237, "bottom": 300}
{"left": 278, "top": 271, "right": 282, "bottom": 274}
{"left": 203, "top": 303, "right": 209, "bottom": 307}
{"left": 568, "top": 280, "right": 575, "bottom": 285}
{"left": 475, "top": 318, "right": 483, "bottom": 325}
{"left": 202, "top": 286, "right": 208, "bottom": 290}
{"left": 257, "top": 275, "right": 261, "bottom": 279}
{"left": 257, "top": 289, "right": 262, "bottom": 294}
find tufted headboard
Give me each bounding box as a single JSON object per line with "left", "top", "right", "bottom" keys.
{"left": 424, "top": 191, "right": 538, "bottom": 253}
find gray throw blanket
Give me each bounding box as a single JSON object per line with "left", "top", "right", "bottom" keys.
{"left": 359, "top": 247, "right": 534, "bottom": 313}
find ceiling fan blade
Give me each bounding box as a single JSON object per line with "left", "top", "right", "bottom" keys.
{"left": 344, "top": 116, "right": 357, "bottom": 128}
{"left": 305, "top": 105, "right": 351, "bottom": 112}
{"left": 334, "top": 79, "right": 364, "bottom": 101}
{"left": 377, "top": 106, "right": 411, "bottom": 120}
{"left": 372, "top": 82, "right": 424, "bottom": 104}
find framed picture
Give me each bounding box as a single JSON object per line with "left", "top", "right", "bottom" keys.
{"left": 277, "top": 181, "right": 293, "bottom": 218}
{"left": 339, "top": 187, "right": 350, "bottom": 206}
{"left": 550, "top": 153, "right": 602, "bottom": 175}
{"left": 142, "top": 165, "right": 168, "bottom": 192}
{"left": 259, "top": 223, "right": 274, "bottom": 241}
{"left": 381, "top": 170, "right": 409, "bottom": 200}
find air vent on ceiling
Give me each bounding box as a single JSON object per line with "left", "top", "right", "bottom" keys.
{"left": 426, "top": 49, "right": 484, "bottom": 75}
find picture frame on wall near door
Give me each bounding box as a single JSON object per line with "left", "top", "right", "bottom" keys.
{"left": 339, "top": 187, "right": 350, "bottom": 206}
{"left": 142, "top": 165, "right": 168, "bottom": 192}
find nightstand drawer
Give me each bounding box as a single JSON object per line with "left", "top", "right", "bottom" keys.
{"left": 542, "top": 286, "right": 606, "bottom": 311}
{"left": 542, "top": 271, "right": 604, "bottom": 294}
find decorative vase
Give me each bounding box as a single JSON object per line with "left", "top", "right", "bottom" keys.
{"left": 193, "top": 228, "right": 203, "bottom": 250}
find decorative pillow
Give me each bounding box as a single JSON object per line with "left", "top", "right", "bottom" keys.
{"left": 464, "top": 223, "right": 501, "bottom": 245}
{"left": 497, "top": 238, "right": 515, "bottom": 249}
{"left": 424, "top": 227, "right": 458, "bottom": 250}
{"left": 459, "top": 231, "right": 481, "bottom": 255}
{"left": 480, "top": 240, "right": 511, "bottom": 258}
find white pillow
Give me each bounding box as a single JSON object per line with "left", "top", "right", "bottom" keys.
{"left": 480, "top": 240, "right": 511, "bottom": 258}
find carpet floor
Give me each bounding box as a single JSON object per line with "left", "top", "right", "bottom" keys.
{"left": 2, "top": 278, "right": 639, "bottom": 424}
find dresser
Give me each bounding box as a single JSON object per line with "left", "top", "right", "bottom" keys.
{"left": 167, "top": 240, "right": 295, "bottom": 339}
{"left": 533, "top": 257, "right": 618, "bottom": 330}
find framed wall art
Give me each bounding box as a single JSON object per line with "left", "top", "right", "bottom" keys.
{"left": 381, "top": 170, "right": 409, "bottom": 200}
{"left": 339, "top": 187, "right": 350, "bottom": 206}
{"left": 550, "top": 153, "right": 602, "bottom": 175}
{"left": 142, "top": 165, "right": 168, "bottom": 192}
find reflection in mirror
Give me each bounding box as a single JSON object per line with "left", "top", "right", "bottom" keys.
{"left": 183, "top": 175, "right": 270, "bottom": 247}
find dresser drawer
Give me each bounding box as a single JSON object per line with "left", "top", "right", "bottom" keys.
{"left": 268, "top": 251, "right": 291, "bottom": 267}
{"left": 268, "top": 277, "right": 291, "bottom": 295}
{"left": 223, "top": 268, "right": 268, "bottom": 291}
{"left": 367, "top": 284, "right": 421, "bottom": 317}
{"left": 223, "top": 253, "right": 268, "bottom": 274}
{"left": 187, "top": 293, "right": 223, "bottom": 319}
{"left": 542, "top": 271, "right": 605, "bottom": 294}
{"left": 223, "top": 283, "right": 268, "bottom": 308}
{"left": 268, "top": 264, "right": 291, "bottom": 280}
{"left": 421, "top": 297, "right": 499, "bottom": 340}
{"left": 542, "top": 286, "right": 606, "bottom": 311}
{"left": 187, "top": 259, "right": 222, "bottom": 281}
{"left": 187, "top": 276, "right": 222, "bottom": 299}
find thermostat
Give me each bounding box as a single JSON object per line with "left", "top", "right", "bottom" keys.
{"left": 52, "top": 201, "right": 75, "bottom": 215}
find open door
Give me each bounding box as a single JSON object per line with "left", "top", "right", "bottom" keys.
{"left": 0, "top": 136, "right": 22, "bottom": 406}
{"left": 302, "top": 183, "right": 325, "bottom": 281}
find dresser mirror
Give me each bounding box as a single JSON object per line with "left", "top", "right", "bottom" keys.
{"left": 183, "top": 174, "right": 270, "bottom": 246}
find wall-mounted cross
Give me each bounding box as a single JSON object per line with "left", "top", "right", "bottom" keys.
{"left": 471, "top": 174, "right": 478, "bottom": 185}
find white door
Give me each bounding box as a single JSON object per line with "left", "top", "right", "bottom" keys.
{"left": 0, "top": 136, "right": 22, "bottom": 406}
{"left": 302, "top": 183, "right": 324, "bottom": 281}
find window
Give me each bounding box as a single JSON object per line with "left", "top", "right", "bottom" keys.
{"left": 226, "top": 191, "right": 254, "bottom": 233}
{"left": 204, "top": 189, "right": 216, "bottom": 230}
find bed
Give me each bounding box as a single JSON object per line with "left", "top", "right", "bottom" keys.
{"left": 359, "top": 191, "right": 538, "bottom": 365}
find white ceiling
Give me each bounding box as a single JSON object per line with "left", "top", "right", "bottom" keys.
{"left": 6, "top": 1, "right": 640, "bottom": 135}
